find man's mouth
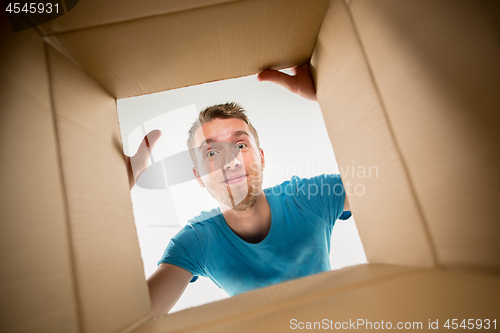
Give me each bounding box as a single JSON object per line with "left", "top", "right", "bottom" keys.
{"left": 223, "top": 174, "right": 247, "bottom": 185}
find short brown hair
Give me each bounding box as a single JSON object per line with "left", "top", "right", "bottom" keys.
{"left": 187, "top": 102, "right": 260, "bottom": 166}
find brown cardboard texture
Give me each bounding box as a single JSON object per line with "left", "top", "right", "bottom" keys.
{"left": 348, "top": 0, "right": 500, "bottom": 271}
{"left": 1, "top": 0, "right": 499, "bottom": 332}
{"left": 0, "top": 18, "right": 79, "bottom": 333}
{"left": 43, "top": 0, "right": 330, "bottom": 98}
{"left": 46, "top": 44, "right": 151, "bottom": 333}
{"left": 135, "top": 264, "right": 500, "bottom": 333}
{"left": 312, "top": 0, "right": 436, "bottom": 268}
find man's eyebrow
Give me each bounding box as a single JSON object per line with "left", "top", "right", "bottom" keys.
{"left": 233, "top": 130, "right": 251, "bottom": 139}
{"left": 197, "top": 130, "right": 250, "bottom": 150}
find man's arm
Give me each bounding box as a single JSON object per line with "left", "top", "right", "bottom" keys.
{"left": 124, "top": 133, "right": 193, "bottom": 315}
{"left": 147, "top": 263, "right": 193, "bottom": 316}
{"left": 259, "top": 63, "right": 351, "bottom": 213}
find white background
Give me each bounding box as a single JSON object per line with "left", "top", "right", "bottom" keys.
{"left": 117, "top": 72, "right": 367, "bottom": 313}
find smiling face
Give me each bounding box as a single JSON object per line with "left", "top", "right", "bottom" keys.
{"left": 192, "top": 118, "right": 265, "bottom": 211}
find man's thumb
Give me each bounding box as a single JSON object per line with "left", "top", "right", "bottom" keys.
{"left": 257, "top": 69, "right": 298, "bottom": 95}
{"left": 135, "top": 129, "right": 162, "bottom": 159}
{"left": 144, "top": 129, "right": 162, "bottom": 149}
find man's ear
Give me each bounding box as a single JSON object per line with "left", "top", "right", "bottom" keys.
{"left": 260, "top": 148, "right": 265, "bottom": 170}
{"left": 193, "top": 167, "right": 205, "bottom": 188}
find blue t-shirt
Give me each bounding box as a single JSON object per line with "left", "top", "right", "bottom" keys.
{"left": 158, "top": 174, "right": 345, "bottom": 296}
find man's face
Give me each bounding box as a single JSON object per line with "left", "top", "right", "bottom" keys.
{"left": 192, "top": 118, "right": 265, "bottom": 211}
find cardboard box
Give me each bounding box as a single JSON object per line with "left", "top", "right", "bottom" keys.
{"left": 1, "top": 0, "right": 499, "bottom": 332}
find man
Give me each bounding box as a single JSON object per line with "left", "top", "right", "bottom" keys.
{"left": 126, "top": 64, "right": 350, "bottom": 315}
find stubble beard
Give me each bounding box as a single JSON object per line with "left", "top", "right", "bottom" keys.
{"left": 230, "top": 174, "right": 263, "bottom": 211}
{"left": 209, "top": 166, "right": 264, "bottom": 212}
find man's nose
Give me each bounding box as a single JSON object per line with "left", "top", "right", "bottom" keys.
{"left": 223, "top": 152, "right": 242, "bottom": 170}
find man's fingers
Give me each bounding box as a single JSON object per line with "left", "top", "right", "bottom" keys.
{"left": 136, "top": 130, "right": 162, "bottom": 157}
{"left": 257, "top": 70, "right": 298, "bottom": 94}
{"left": 143, "top": 129, "right": 162, "bottom": 149}
{"left": 128, "top": 130, "right": 162, "bottom": 187}
{"left": 124, "top": 129, "right": 162, "bottom": 158}
{"left": 257, "top": 64, "right": 317, "bottom": 101}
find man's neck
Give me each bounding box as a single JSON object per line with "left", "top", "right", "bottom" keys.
{"left": 220, "top": 192, "right": 271, "bottom": 244}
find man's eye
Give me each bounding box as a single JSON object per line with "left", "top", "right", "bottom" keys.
{"left": 207, "top": 150, "right": 218, "bottom": 158}
{"left": 235, "top": 143, "right": 247, "bottom": 150}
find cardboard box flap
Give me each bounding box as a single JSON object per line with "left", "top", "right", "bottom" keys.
{"left": 135, "top": 265, "right": 418, "bottom": 332}
{"left": 0, "top": 18, "right": 78, "bottom": 333}
{"left": 349, "top": 0, "right": 500, "bottom": 272}
{"left": 44, "top": 0, "right": 330, "bottom": 98}
{"left": 38, "top": 0, "right": 241, "bottom": 35}
{"left": 47, "top": 44, "right": 151, "bottom": 333}
{"left": 311, "top": 0, "right": 436, "bottom": 267}
{"left": 133, "top": 265, "right": 500, "bottom": 333}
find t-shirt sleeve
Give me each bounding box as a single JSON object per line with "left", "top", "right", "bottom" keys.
{"left": 288, "top": 174, "right": 346, "bottom": 228}
{"left": 158, "top": 224, "right": 206, "bottom": 283}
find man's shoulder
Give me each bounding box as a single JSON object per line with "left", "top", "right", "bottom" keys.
{"left": 263, "top": 174, "right": 345, "bottom": 221}
{"left": 184, "top": 207, "right": 222, "bottom": 230}
{"left": 264, "top": 174, "right": 342, "bottom": 194}
{"left": 171, "top": 208, "right": 222, "bottom": 246}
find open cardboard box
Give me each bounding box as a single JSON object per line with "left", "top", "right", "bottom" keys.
{"left": 1, "top": 0, "right": 499, "bottom": 332}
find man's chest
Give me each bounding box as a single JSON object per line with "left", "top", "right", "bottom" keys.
{"left": 203, "top": 211, "right": 332, "bottom": 295}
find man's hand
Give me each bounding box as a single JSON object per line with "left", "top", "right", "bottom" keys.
{"left": 257, "top": 63, "right": 317, "bottom": 101}
{"left": 125, "top": 130, "right": 162, "bottom": 190}
{"left": 258, "top": 63, "right": 353, "bottom": 213}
